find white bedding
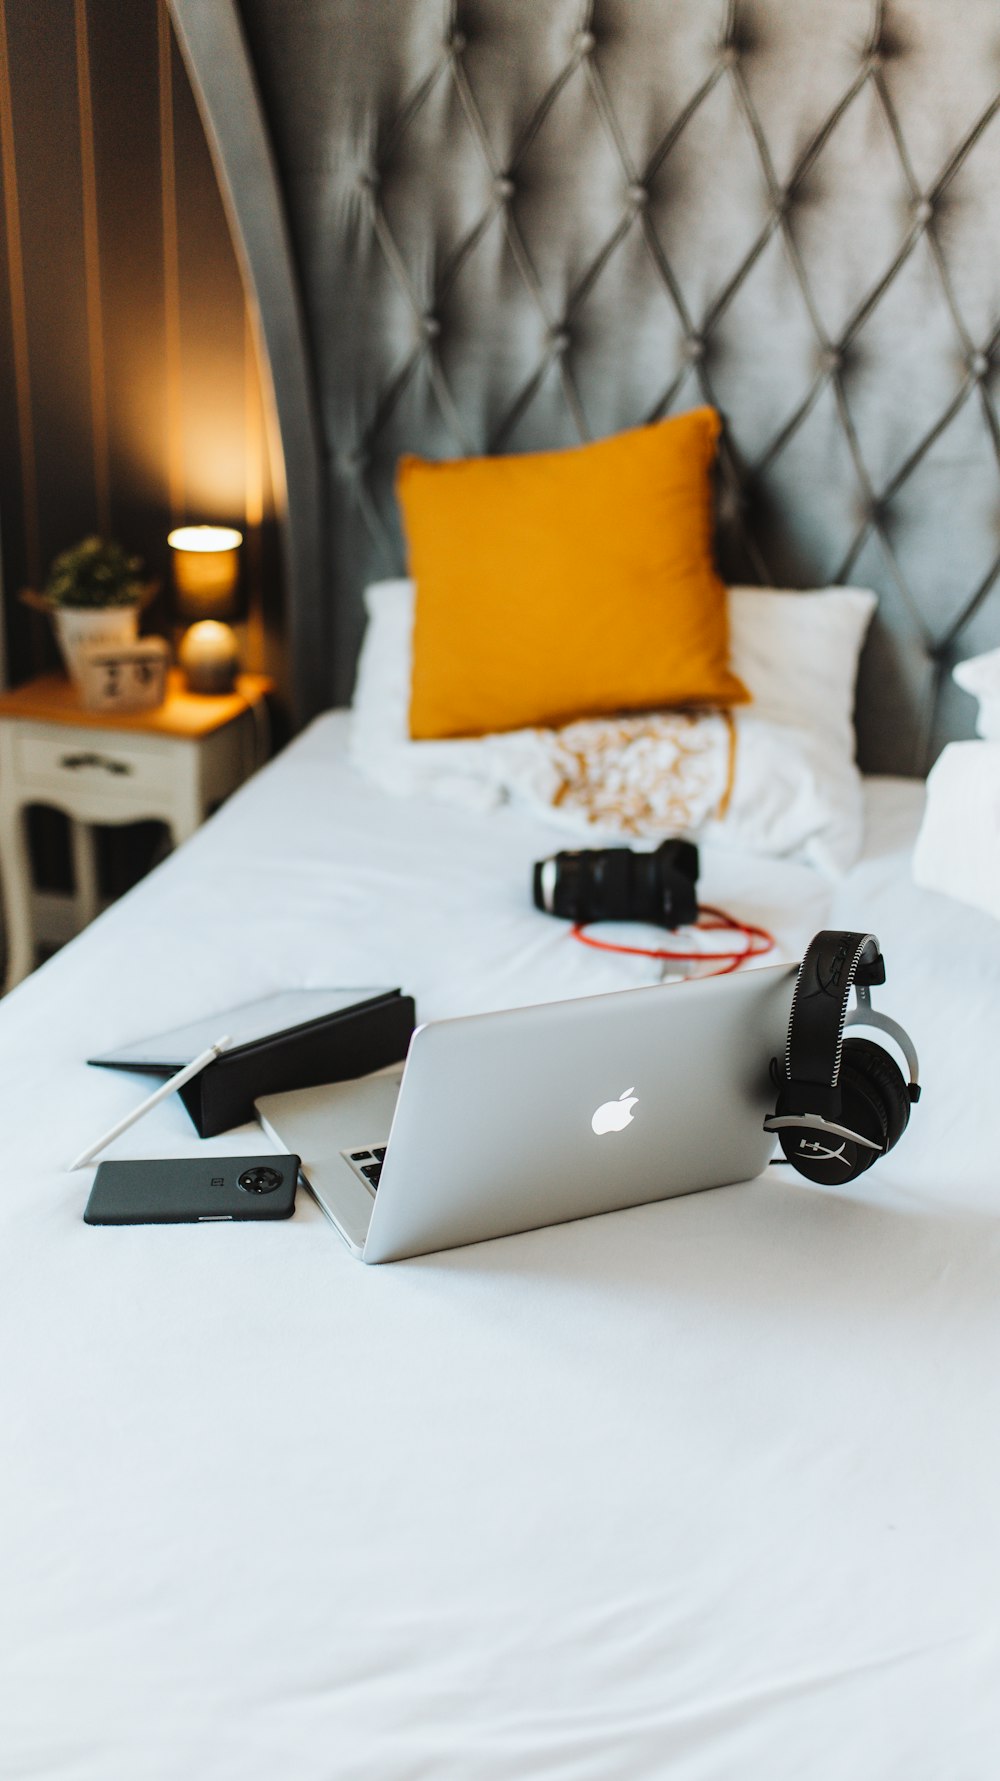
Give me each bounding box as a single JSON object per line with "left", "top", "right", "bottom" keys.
{"left": 3, "top": 712, "right": 1000, "bottom": 1779}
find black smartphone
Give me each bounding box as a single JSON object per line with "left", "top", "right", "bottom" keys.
{"left": 83, "top": 1154, "right": 300, "bottom": 1224}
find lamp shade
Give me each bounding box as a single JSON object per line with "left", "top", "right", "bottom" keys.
{"left": 168, "top": 525, "right": 243, "bottom": 617}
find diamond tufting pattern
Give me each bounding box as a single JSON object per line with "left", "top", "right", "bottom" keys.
{"left": 236, "top": 0, "right": 1000, "bottom": 770}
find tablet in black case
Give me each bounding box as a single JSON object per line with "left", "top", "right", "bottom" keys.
{"left": 88, "top": 988, "right": 416, "bottom": 1138}
{"left": 83, "top": 1155, "right": 300, "bottom": 1224}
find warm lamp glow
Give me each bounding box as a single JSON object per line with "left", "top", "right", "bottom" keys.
{"left": 178, "top": 619, "right": 239, "bottom": 694}
{"left": 167, "top": 525, "right": 243, "bottom": 552}
{"left": 168, "top": 524, "right": 243, "bottom": 616}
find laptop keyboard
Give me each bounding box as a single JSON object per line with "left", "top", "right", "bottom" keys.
{"left": 347, "top": 1146, "right": 387, "bottom": 1192}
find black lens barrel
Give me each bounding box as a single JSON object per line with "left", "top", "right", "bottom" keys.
{"left": 532, "top": 839, "right": 700, "bottom": 928}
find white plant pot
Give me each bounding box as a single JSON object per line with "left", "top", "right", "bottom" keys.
{"left": 54, "top": 606, "right": 140, "bottom": 686}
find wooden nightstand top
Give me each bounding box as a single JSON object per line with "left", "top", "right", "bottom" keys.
{"left": 0, "top": 671, "right": 273, "bottom": 738}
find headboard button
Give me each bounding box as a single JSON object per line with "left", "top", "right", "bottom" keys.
{"left": 969, "top": 352, "right": 990, "bottom": 380}
{"left": 719, "top": 44, "right": 739, "bottom": 69}
{"left": 550, "top": 329, "right": 570, "bottom": 356}
{"left": 628, "top": 184, "right": 648, "bottom": 209}
{"left": 422, "top": 314, "right": 441, "bottom": 340}
{"left": 718, "top": 483, "right": 749, "bottom": 524}
{"left": 912, "top": 197, "right": 933, "bottom": 226}
{"left": 685, "top": 335, "right": 705, "bottom": 362}
{"left": 575, "top": 30, "right": 596, "bottom": 55}
{"left": 494, "top": 176, "right": 514, "bottom": 202}
{"left": 821, "top": 346, "right": 843, "bottom": 374}
{"left": 449, "top": 30, "right": 467, "bottom": 53}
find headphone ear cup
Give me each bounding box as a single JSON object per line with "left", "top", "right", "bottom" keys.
{"left": 773, "top": 1074, "right": 879, "bottom": 1183}
{"left": 840, "top": 1037, "right": 911, "bottom": 1155}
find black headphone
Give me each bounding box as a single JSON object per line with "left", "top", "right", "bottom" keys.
{"left": 763, "top": 930, "right": 921, "bottom": 1184}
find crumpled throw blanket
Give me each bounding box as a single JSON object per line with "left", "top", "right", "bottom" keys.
{"left": 492, "top": 709, "right": 736, "bottom": 836}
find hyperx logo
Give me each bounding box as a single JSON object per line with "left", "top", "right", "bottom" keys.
{"left": 798, "top": 1137, "right": 851, "bottom": 1167}
{"left": 804, "top": 941, "right": 850, "bottom": 1000}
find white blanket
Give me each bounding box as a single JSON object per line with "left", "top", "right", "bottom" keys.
{"left": 3, "top": 716, "right": 1000, "bottom": 1780}
{"left": 352, "top": 702, "right": 864, "bottom": 876}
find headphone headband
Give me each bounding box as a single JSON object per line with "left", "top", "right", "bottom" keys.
{"left": 782, "top": 930, "right": 884, "bottom": 1089}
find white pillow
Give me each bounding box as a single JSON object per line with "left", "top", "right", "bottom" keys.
{"left": 913, "top": 740, "right": 1000, "bottom": 921}
{"left": 726, "top": 585, "right": 876, "bottom": 750}
{"left": 953, "top": 646, "right": 1000, "bottom": 739}
{"left": 349, "top": 580, "right": 876, "bottom": 873}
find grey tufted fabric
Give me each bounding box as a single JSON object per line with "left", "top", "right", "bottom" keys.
{"left": 231, "top": 0, "right": 1000, "bottom": 772}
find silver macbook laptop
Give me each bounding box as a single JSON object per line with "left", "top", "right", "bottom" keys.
{"left": 256, "top": 961, "right": 798, "bottom": 1264}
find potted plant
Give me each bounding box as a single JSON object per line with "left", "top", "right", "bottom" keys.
{"left": 22, "top": 536, "right": 155, "bottom": 684}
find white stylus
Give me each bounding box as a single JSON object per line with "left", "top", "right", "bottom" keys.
{"left": 68, "top": 1035, "right": 232, "bottom": 1171}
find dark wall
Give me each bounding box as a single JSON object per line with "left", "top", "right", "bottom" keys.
{"left": 0, "top": 0, "right": 285, "bottom": 692}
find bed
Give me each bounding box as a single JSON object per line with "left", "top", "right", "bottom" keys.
{"left": 2, "top": 719, "right": 999, "bottom": 1778}
{"left": 6, "top": 0, "right": 1000, "bottom": 1773}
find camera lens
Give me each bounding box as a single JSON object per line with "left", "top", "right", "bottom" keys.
{"left": 238, "top": 1166, "right": 283, "bottom": 1194}
{"left": 532, "top": 838, "right": 700, "bottom": 928}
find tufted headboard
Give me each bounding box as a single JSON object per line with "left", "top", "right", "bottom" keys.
{"left": 169, "top": 0, "right": 1000, "bottom": 774}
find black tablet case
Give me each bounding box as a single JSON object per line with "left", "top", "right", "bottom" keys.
{"left": 90, "top": 990, "right": 416, "bottom": 1138}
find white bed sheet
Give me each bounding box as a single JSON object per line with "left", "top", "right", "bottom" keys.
{"left": 2, "top": 713, "right": 1000, "bottom": 1780}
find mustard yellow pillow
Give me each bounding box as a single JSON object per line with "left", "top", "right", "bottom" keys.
{"left": 397, "top": 408, "right": 748, "bottom": 741}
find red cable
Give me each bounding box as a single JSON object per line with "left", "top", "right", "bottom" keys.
{"left": 570, "top": 904, "right": 774, "bottom": 976}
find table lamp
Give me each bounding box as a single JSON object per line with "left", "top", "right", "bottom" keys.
{"left": 168, "top": 525, "right": 243, "bottom": 693}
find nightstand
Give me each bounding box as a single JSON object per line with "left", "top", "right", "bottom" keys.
{"left": 0, "top": 670, "right": 273, "bottom": 993}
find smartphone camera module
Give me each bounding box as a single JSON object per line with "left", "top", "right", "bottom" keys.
{"left": 238, "top": 1166, "right": 284, "bottom": 1194}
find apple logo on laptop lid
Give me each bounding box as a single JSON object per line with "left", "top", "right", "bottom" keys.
{"left": 591, "top": 1088, "right": 638, "bottom": 1135}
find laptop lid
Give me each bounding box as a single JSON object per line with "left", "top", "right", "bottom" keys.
{"left": 361, "top": 962, "right": 797, "bottom": 1263}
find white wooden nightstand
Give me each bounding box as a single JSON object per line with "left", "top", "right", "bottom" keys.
{"left": 0, "top": 669, "right": 273, "bottom": 993}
